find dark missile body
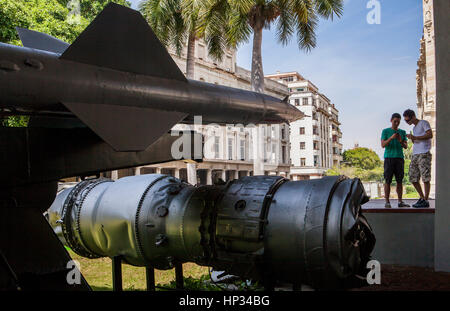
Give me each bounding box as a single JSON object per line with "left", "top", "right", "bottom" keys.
{"left": 0, "top": 3, "right": 302, "bottom": 151}
{"left": 0, "top": 43, "right": 298, "bottom": 124}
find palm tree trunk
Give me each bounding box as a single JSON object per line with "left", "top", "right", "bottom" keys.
{"left": 251, "top": 24, "right": 264, "bottom": 93}
{"left": 186, "top": 32, "right": 196, "bottom": 79}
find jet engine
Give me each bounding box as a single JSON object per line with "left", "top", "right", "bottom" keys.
{"left": 48, "top": 174, "right": 375, "bottom": 289}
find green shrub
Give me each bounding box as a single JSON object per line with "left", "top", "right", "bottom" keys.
{"left": 406, "top": 185, "right": 415, "bottom": 194}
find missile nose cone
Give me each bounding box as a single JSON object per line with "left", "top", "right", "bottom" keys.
{"left": 262, "top": 101, "right": 304, "bottom": 124}
{"left": 287, "top": 104, "right": 304, "bottom": 123}
{"left": 272, "top": 101, "right": 304, "bottom": 124}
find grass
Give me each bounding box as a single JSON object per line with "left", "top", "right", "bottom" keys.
{"left": 68, "top": 250, "right": 212, "bottom": 291}
{"left": 403, "top": 192, "right": 420, "bottom": 199}
{"left": 381, "top": 185, "right": 420, "bottom": 199}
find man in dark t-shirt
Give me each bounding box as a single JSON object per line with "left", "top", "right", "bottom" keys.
{"left": 381, "top": 113, "right": 409, "bottom": 208}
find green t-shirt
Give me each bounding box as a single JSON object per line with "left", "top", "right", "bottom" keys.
{"left": 381, "top": 128, "right": 407, "bottom": 158}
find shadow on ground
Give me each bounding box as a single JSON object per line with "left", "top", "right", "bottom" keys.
{"left": 350, "top": 264, "right": 450, "bottom": 291}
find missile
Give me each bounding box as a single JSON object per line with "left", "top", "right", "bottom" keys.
{"left": 0, "top": 3, "right": 303, "bottom": 152}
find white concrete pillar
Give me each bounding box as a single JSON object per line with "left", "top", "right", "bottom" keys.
{"left": 221, "top": 170, "right": 226, "bottom": 181}
{"left": 111, "top": 170, "right": 118, "bottom": 180}
{"left": 252, "top": 126, "right": 264, "bottom": 175}
{"left": 186, "top": 163, "right": 197, "bottom": 185}
{"left": 174, "top": 168, "right": 180, "bottom": 179}
{"left": 156, "top": 167, "right": 162, "bottom": 174}
{"left": 206, "top": 169, "right": 212, "bottom": 185}
{"left": 134, "top": 167, "right": 141, "bottom": 176}
{"left": 434, "top": 0, "right": 450, "bottom": 272}
{"left": 234, "top": 170, "right": 239, "bottom": 180}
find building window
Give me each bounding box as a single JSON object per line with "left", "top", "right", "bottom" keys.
{"left": 226, "top": 56, "right": 232, "bottom": 71}
{"left": 299, "top": 127, "right": 305, "bottom": 135}
{"left": 228, "top": 138, "right": 233, "bottom": 160}
{"left": 313, "top": 126, "right": 318, "bottom": 135}
{"left": 240, "top": 140, "right": 245, "bottom": 161}
{"left": 300, "top": 142, "right": 305, "bottom": 150}
{"left": 314, "top": 155, "right": 319, "bottom": 167}
{"left": 297, "top": 88, "right": 304, "bottom": 92}
{"left": 263, "top": 143, "right": 267, "bottom": 163}
{"left": 312, "top": 99, "right": 316, "bottom": 106}
{"left": 271, "top": 144, "right": 276, "bottom": 162}
{"left": 294, "top": 99, "right": 300, "bottom": 106}
{"left": 302, "top": 98, "right": 308, "bottom": 105}
{"left": 198, "top": 44, "right": 205, "bottom": 59}
{"left": 282, "top": 146, "right": 286, "bottom": 163}
{"left": 281, "top": 127, "right": 285, "bottom": 139}
{"left": 313, "top": 141, "right": 319, "bottom": 150}
{"left": 300, "top": 158, "right": 306, "bottom": 166}
{"left": 214, "top": 136, "right": 220, "bottom": 159}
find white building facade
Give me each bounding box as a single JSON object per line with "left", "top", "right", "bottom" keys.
{"left": 266, "top": 72, "right": 343, "bottom": 180}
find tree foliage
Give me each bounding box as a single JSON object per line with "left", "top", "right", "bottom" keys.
{"left": 140, "top": 0, "right": 188, "bottom": 57}
{"left": 342, "top": 147, "right": 381, "bottom": 170}
{"left": 328, "top": 145, "right": 413, "bottom": 184}
{"left": 139, "top": 0, "right": 230, "bottom": 79}
{"left": 326, "top": 165, "right": 384, "bottom": 183}
{"left": 0, "top": 0, "right": 130, "bottom": 127}
{"left": 202, "top": 0, "right": 344, "bottom": 92}
{"left": 57, "top": 0, "right": 131, "bottom": 21}
{"left": 1, "top": 0, "right": 84, "bottom": 45}
{"left": 0, "top": 0, "right": 131, "bottom": 45}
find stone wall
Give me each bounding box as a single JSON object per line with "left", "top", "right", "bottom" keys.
{"left": 416, "top": 0, "right": 436, "bottom": 198}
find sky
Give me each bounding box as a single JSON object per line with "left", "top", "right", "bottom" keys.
{"left": 130, "top": 0, "right": 424, "bottom": 158}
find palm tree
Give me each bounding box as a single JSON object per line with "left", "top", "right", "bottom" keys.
{"left": 139, "top": 0, "right": 229, "bottom": 79}
{"left": 202, "top": 0, "right": 344, "bottom": 92}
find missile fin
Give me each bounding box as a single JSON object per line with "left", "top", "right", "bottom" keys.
{"left": 63, "top": 102, "right": 188, "bottom": 152}
{"left": 60, "top": 3, "right": 186, "bottom": 82}
{"left": 16, "top": 27, "right": 70, "bottom": 54}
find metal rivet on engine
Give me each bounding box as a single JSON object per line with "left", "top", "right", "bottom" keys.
{"left": 0, "top": 60, "right": 20, "bottom": 72}
{"left": 167, "top": 185, "right": 181, "bottom": 195}
{"left": 234, "top": 200, "right": 246, "bottom": 211}
{"left": 155, "top": 234, "right": 167, "bottom": 247}
{"left": 24, "top": 58, "right": 44, "bottom": 70}
{"left": 156, "top": 206, "right": 169, "bottom": 217}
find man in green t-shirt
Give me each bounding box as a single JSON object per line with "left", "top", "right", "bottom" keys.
{"left": 381, "top": 113, "right": 409, "bottom": 208}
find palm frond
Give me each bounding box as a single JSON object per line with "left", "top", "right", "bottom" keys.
{"left": 294, "top": 9, "right": 317, "bottom": 52}
{"left": 275, "top": 0, "right": 294, "bottom": 45}
{"left": 227, "top": 8, "right": 252, "bottom": 47}
{"left": 195, "top": 0, "right": 234, "bottom": 60}
{"left": 314, "top": 0, "right": 344, "bottom": 20}
{"left": 229, "top": 0, "right": 255, "bottom": 15}
{"left": 291, "top": 0, "right": 315, "bottom": 24}
{"left": 139, "top": 0, "right": 188, "bottom": 56}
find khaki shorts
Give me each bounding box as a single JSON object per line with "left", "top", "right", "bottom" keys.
{"left": 409, "top": 152, "right": 432, "bottom": 183}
